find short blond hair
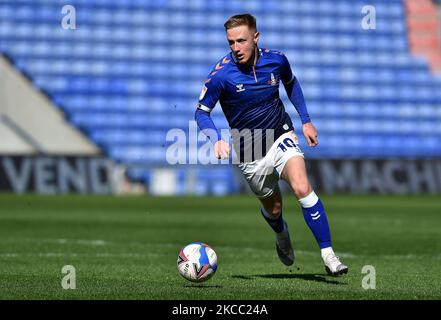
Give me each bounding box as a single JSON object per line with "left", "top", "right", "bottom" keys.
{"left": 224, "top": 14, "right": 257, "bottom": 32}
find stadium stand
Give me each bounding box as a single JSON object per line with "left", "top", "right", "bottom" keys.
{"left": 0, "top": 55, "right": 100, "bottom": 155}
{"left": 0, "top": 0, "right": 440, "bottom": 194}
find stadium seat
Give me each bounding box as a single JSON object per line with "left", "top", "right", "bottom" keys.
{"left": 1, "top": 0, "right": 440, "bottom": 194}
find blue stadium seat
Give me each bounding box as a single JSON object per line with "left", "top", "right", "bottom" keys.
{"left": 1, "top": 0, "right": 440, "bottom": 194}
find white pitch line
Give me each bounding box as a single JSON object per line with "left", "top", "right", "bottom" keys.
{"left": 0, "top": 252, "right": 158, "bottom": 258}
{"left": 27, "top": 238, "right": 108, "bottom": 246}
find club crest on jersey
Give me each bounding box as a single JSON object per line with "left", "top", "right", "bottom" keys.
{"left": 267, "top": 73, "right": 278, "bottom": 86}
{"left": 236, "top": 84, "right": 245, "bottom": 92}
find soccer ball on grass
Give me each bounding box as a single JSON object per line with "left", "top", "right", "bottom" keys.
{"left": 177, "top": 242, "right": 217, "bottom": 282}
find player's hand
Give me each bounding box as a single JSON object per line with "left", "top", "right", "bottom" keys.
{"left": 214, "top": 140, "right": 231, "bottom": 159}
{"left": 302, "top": 122, "right": 318, "bottom": 147}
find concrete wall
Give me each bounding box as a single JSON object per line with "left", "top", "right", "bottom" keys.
{"left": 0, "top": 55, "right": 100, "bottom": 155}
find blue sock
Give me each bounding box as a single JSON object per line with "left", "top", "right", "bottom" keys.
{"left": 299, "top": 191, "right": 332, "bottom": 249}
{"left": 260, "top": 208, "right": 285, "bottom": 233}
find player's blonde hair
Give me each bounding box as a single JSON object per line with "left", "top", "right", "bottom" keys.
{"left": 224, "top": 13, "right": 257, "bottom": 32}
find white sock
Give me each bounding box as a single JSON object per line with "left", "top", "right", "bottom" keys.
{"left": 298, "top": 191, "right": 319, "bottom": 208}
{"left": 321, "top": 247, "right": 334, "bottom": 260}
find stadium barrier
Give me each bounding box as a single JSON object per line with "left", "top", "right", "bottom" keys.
{"left": 0, "top": 156, "right": 114, "bottom": 194}
{"left": 285, "top": 159, "right": 441, "bottom": 194}
{"left": 1, "top": 158, "right": 440, "bottom": 195}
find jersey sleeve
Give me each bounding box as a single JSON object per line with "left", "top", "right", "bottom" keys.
{"left": 280, "top": 53, "right": 295, "bottom": 85}
{"left": 197, "top": 70, "right": 224, "bottom": 113}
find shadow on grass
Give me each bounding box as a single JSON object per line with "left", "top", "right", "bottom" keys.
{"left": 184, "top": 284, "right": 223, "bottom": 289}
{"left": 231, "top": 273, "right": 345, "bottom": 285}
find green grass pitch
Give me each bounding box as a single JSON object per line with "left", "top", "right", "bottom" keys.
{"left": 0, "top": 193, "right": 440, "bottom": 300}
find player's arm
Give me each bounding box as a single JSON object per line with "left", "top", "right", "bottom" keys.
{"left": 281, "top": 55, "right": 318, "bottom": 147}
{"left": 194, "top": 74, "right": 230, "bottom": 159}
{"left": 195, "top": 108, "right": 230, "bottom": 159}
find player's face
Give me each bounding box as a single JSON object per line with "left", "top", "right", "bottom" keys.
{"left": 226, "top": 25, "right": 259, "bottom": 66}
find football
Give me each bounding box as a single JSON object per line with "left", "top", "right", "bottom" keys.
{"left": 177, "top": 242, "right": 217, "bottom": 282}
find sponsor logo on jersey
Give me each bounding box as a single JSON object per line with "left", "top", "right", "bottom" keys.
{"left": 236, "top": 84, "right": 245, "bottom": 92}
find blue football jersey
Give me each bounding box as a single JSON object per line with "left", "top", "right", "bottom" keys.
{"left": 198, "top": 48, "right": 296, "bottom": 162}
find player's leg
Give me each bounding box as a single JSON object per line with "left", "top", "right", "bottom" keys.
{"left": 281, "top": 156, "right": 348, "bottom": 275}
{"left": 238, "top": 160, "right": 294, "bottom": 266}
{"left": 258, "top": 187, "right": 295, "bottom": 266}
{"left": 259, "top": 185, "right": 284, "bottom": 232}
{"left": 281, "top": 156, "right": 330, "bottom": 247}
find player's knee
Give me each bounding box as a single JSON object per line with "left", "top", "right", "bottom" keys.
{"left": 262, "top": 198, "right": 282, "bottom": 215}
{"left": 293, "top": 183, "right": 312, "bottom": 199}
{"left": 270, "top": 201, "right": 282, "bottom": 215}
